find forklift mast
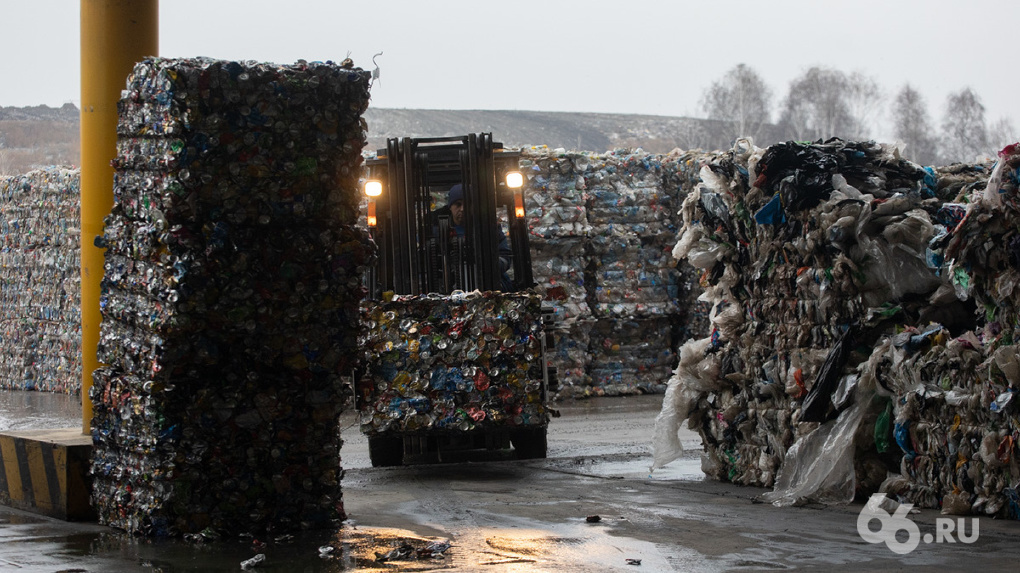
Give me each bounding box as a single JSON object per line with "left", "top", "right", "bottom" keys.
{"left": 364, "top": 133, "right": 534, "bottom": 296}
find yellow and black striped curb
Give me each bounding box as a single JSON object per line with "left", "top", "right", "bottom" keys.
{"left": 0, "top": 429, "right": 95, "bottom": 521}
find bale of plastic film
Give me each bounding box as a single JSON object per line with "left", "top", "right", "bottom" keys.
{"left": 654, "top": 139, "right": 949, "bottom": 501}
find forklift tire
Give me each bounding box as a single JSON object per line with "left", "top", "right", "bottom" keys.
{"left": 368, "top": 435, "right": 404, "bottom": 467}
{"left": 511, "top": 427, "right": 548, "bottom": 459}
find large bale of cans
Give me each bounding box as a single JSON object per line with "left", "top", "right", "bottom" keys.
{"left": 358, "top": 291, "right": 549, "bottom": 434}
{"left": 0, "top": 168, "right": 81, "bottom": 393}
{"left": 89, "top": 57, "right": 373, "bottom": 536}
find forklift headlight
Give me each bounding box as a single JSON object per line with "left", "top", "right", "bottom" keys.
{"left": 365, "top": 180, "right": 383, "bottom": 197}
{"left": 505, "top": 171, "right": 524, "bottom": 189}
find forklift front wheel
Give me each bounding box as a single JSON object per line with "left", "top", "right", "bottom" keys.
{"left": 368, "top": 435, "right": 404, "bottom": 467}
{"left": 511, "top": 427, "right": 548, "bottom": 459}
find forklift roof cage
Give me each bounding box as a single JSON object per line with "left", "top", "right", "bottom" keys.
{"left": 364, "top": 133, "right": 534, "bottom": 296}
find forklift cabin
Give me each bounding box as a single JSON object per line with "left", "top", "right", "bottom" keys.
{"left": 358, "top": 134, "right": 550, "bottom": 465}
{"left": 363, "top": 133, "right": 534, "bottom": 297}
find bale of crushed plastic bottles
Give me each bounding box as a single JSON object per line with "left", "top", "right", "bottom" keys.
{"left": 520, "top": 147, "right": 686, "bottom": 398}
{"left": 0, "top": 168, "right": 81, "bottom": 393}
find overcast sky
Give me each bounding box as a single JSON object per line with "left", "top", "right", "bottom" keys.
{"left": 1, "top": 0, "right": 1016, "bottom": 142}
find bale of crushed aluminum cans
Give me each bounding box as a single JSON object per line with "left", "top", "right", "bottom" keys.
{"left": 0, "top": 168, "right": 81, "bottom": 393}
{"left": 89, "top": 57, "right": 372, "bottom": 536}
{"left": 357, "top": 291, "right": 549, "bottom": 434}
{"left": 654, "top": 138, "right": 942, "bottom": 499}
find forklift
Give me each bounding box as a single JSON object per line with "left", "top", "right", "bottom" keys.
{"left": 357, "top": 133, "right": 553, "bottom": 466}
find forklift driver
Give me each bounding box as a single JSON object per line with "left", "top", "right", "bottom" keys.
{"left": 431, "top": 184, "right": 513, "bottom": 291}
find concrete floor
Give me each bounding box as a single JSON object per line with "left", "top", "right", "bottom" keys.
{"left": 2, "top": 391, "right": 1019, "bottom": 572}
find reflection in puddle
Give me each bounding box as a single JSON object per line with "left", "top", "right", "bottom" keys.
{"left": 0, "top": 390, "right": 81, "bottom": 432}
{"left": 547, "top": 452, "right": 706, "bottom": 482}
{"left": 0, "top": 512, "right": 671, "bottom": 571}
{"left": 329, "top": 525, "right": 454, "bottom": 571}
{"left": 480, "top": 534, "right": 584, "bottom": 565}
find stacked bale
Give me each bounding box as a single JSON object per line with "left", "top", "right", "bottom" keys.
{"left": 873, "top": 144, "right": 1020, "bottom": 518}
{"left": 89, "top": 57, "right": 373, "bottom": 536}
{"left": 588, "top": 318, "right": 674, "bottom": 395}
{"left": 520, "top": 147, "right": 693, "bottom": 398}
{"left": 661, "top": 149, "right": 721, "bottom": 341}
{"left": 0, "top": 168, "right": 81, "bottom": 393}
{"left": 655, "top": 139, "right": 938, "bottom": 493}
{"left": 587, "top": 151, "right": 677, "bottom": 318}
{"left": 521, "top": 149, "right": 594, "bottom": 394}
{"left": 358, "top": 291, "right": 548, "bottom": 434}
{"left": 586, "top": 151, "right": 678, "bottom": 394}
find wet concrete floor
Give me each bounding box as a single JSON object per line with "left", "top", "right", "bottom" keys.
{"left": 2, "top": 391, "right": 1019, "bottom": 571}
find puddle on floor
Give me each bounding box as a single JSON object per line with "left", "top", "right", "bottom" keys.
{"left": 547, "top": 450, "right": 706, "bottom": 482}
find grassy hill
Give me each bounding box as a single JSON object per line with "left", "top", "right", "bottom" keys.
{"left": 361, "top": 108, "right": 747, "bottom": 154}
{"left": 0, "top": 104, "right": 80, "bottom": 175}
{"left": 1, "top": 104, "right": 780, "bottom": 175}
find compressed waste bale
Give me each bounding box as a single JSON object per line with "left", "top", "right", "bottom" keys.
{"left": 660, "top": 149, "right": 721, "bottom": 340}
{"left": 863, "top": 327, "right": 1019, "bottom": 517}
{"left": 873, "top": 143, "right": 1020, "bottom": 518}
{"left": 357, "top": 291, "right": 549, "bottom": 434}
{"left": 589, "top": 225, "right": 678, "bottom": 318}
{"left": 546, "top": 321, "right": 593, "bottom": 399}
{"left": 89, "top": 57, "right": 372, "bottom": 536}
{"left": 589, "top": 317, "right": 673, "bottom": 395}
{"left": 654, "top": 138, "right": 941, "bottom": 497}
{"left": 521, "top": 148, "right": 591, "bottom": 241}
{"left": 931, "top": 161, "right": 994, "bottom": 201}
{"left": 529, "top": 236, "right": 589, "bottom": 325}
{"left": 587, "top": 151, "right": 678, "bottom": 319}
{"left": 518, "top": 147, "right": 691, "bottom": 398}
{"left": 0, "top": 168, "right": 81, "bottom": 393}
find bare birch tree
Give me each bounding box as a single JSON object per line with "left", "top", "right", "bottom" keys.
{"left": 845, "top": 71, "right": 883, "bottom": 139}
{"left": 891, "top": 84, "right": 939, "bottom": 165}
{"left": 940, "top": 88, "right": 989, "bottom": 163}
{"left": 779, "top": 67, "right": 854, "bottom": 141}
{"left": 699, "top": 64, "right": 773, "bottom": 144}
{"left": 988, "top": 117, "right": 1018, "bottom": 154}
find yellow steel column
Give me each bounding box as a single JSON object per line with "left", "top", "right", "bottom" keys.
{"left": 80, "top": 0, "right": 158, "bottom": 434}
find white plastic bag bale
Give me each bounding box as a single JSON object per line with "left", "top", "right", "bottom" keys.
{"left": 760, "top": 398, "right": 869, "bottom": 506}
